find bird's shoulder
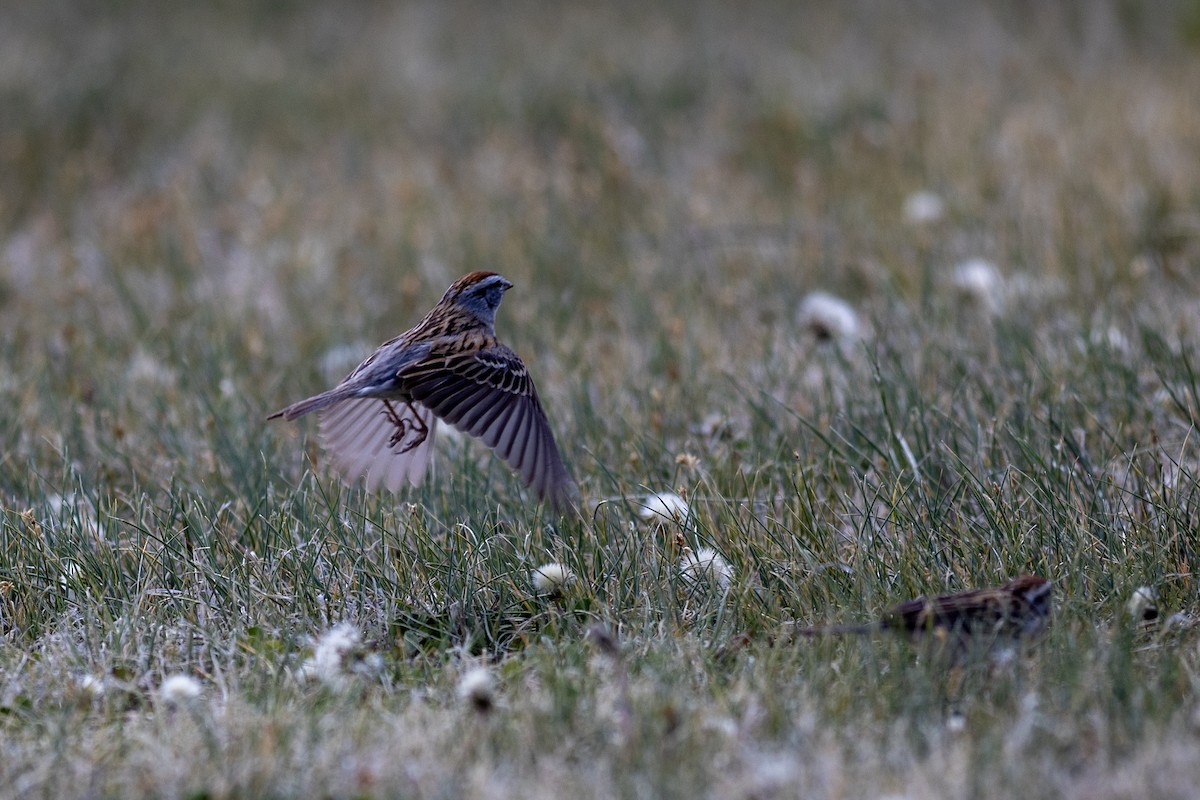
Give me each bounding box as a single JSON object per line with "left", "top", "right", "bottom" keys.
{"left": 403, "top": 334, "right": 533, "bottom": 396}
{"left": 344, "top": 332, "right": 429, "bottom": 382}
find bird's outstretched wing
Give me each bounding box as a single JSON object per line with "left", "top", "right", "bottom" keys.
{"left": 402, "top": 343, "right": 576, "bottom": 509}
{"left": 318, "top": 398, "right": 438, "bottom": 492}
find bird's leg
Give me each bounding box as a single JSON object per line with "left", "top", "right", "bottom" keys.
{"left": 381, "top": 399, "right": 429, "bottom": 453}
{"left": 382, "top": 401, "right": 408, "bottom": 448}
{"left": 404, "top": 399, "right": 429, "bottom": 448}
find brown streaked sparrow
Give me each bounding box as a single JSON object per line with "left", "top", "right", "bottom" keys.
{"left": 796, "top": 575, "right": 1053, "bottom": 647}
{"left": 269, "top": 271, "right": 577, "bottom": 510}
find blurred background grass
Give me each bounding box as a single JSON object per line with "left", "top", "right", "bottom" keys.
{"left": 2, "top": 1, "right": 1200, "bottom": 798}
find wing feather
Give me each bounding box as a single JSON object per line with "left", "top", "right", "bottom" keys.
{"left": 455, "top": 392, "right": 494, "bottom": 431}
{"left": 493, "top": 394, "right": 528, "bottom": 464}
{"left": 321, "top": 399, "right": 385, "bottom": 478}
{"left": 403, "top": 344, "right": 575, "bottom": 508}
{"left": 318, "top": 399, "right": 437, "bottom": 491}
{"left": 439, "top": 384, "right": 495, "bottom": 426}
{"left": 520, "top": 410, "right": 543, "bottom": 487}
{"left": 473, "top": 395, "right": 514, "bottom": 448}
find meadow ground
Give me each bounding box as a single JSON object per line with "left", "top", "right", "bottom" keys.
{"left": 2, "top": 2, "right": 1200, "bottom": 797}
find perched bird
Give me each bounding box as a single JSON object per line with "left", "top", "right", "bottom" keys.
{"left": 795, "top": 575, "right": 1053, "bottom": 647}
{"left": 269, "top": 271, "right": 576, "bottom": 510}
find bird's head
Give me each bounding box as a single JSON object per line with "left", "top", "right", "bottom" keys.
{"left": 441, "top": 271, "right": 514, "bottom": 327}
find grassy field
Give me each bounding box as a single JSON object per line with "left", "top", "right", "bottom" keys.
{"left": 3, "top": 2, "right": 1200, "bottom": 797}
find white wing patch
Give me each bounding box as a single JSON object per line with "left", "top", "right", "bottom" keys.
{"left": 318, "top": 399, "right": 437, "bottom": 492}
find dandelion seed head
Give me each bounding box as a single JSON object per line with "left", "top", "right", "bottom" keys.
{"left": 1127, "top": 586, "right": 1158, "bottom": 621}
{"left": 679, "top": 547, "right": 734, "bottom": 590}
{"left": 301, "top": 622, "right": 379, "bottom": 689}
{"left": 951, "top": 258, "right": 1004, "bottom": 314}
{"left": 76, "top": 674, "right": 106, "bottom": 699}
{"left": 797, "top": 292, "right": 860, "bottom": 343}
{"left": 903, "top": 190, "right": 945, "bottom": 224}
{"left": 314, "top": 622, "right": 360, "bottom": 664}
{"left": 159, "top": 674, "right": 202, "bottom": 707}
{"left": 532, "top": 562, "right": 575, "bottom": 595}
{"left": 457, "top": 666, "right": 496, "bottom": 713}
{"left": 638, "top": 492, "right": 690, "bottom": 524}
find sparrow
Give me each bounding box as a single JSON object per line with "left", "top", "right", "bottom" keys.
{"left": 795, "top": 574, "right": 1053, "bottom": 646}
{"left": 269, "top": 271, "right": 576, "bottom": 510}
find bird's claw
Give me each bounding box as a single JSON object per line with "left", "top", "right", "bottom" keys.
{"left": 382, "top": 399, "right": 429, "bottom": 453}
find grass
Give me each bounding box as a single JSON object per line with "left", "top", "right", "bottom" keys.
{"left": 2, "top": 1, "right": 1200, "bottom": 797}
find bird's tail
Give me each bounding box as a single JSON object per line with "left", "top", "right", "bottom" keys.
{"left": 267, "top": 388, "right": 356, "bottom": 421}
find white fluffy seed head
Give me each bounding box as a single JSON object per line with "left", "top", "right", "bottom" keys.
{"left": 301, "top": 622, "right": 380, "bottom": 689}
{"left": 1127, "top": 586, "right": 1158, "bottom": 621}
{"left": 903, "top": 190, "right": 945, "bottom": 224}
{"left": 76, "top": 674, "right": 106, "bottom": 699}
{"left": 532, "top": 562, "right": 575, "bottom": 595}
{"left": 951, "top": 258, "right": 1004, "bottom": 314}
{"left": 159, "top": 674, "right": 202, "bottom": 707}
{"left": 679, "top": 547, "right": 734, "bottom": 591}
{"left": 638, "top": 492, "right": 690, "bottom": 524}
{"left": 797, "top": 292, "right": 861, "bottom": 343}
{"left": 457, "top": 666, "right": 496, "bottom": 713}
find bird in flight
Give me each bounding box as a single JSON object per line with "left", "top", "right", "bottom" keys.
{"left": 269, "top": 271, "right": 577, "bottom": 510}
